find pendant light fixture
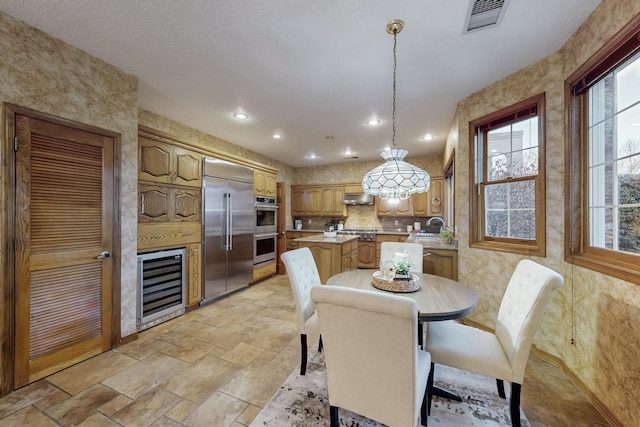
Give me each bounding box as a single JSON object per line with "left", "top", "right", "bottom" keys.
{"left": 362, "top": 19, "right": 430, "bottom": 203}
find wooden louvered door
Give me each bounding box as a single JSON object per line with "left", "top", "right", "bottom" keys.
{"left": 14, "top": 114, "right": 115, "bottom": 387}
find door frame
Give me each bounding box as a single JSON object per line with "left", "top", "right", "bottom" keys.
{"left": 0, "top": 103, "right": 122, "bottom": 396}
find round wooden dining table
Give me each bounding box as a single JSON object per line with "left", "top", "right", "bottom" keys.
{"left": 326, "top": 269, "right": 478, "bottom": 322}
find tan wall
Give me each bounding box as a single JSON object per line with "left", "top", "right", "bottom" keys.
{"left": 0, "top": 11, "right": 140, "bottom": 337}
{"left": 447, "top": 1, "right": 640, "bottom": 424}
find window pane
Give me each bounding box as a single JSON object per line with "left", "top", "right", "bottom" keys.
{"left": 488, "top": 153, "right": 510, "bottom": 181}
{"left": 484, "top": 180, "right": 536, "bottom": 239}
{"left": 616, "top": 103, "right": 640, "bottom": 159}
{"left": 619, "top": 207, "right": 640, "bottom": 253}
{"left": 616, "top": 51, "right": 640, "bottom": 112}
{"left": 589, "top": 78, "right": 609, "bottom": 125}
{"left": 590, "top": 207, "right": 614, "bottom": 249}
{"left": 512, "top": 147, "right": 538, "bottom": 177}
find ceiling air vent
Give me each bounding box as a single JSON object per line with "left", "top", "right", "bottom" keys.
{"left": 464, "top": 0, "right": 509, "bottom": 33}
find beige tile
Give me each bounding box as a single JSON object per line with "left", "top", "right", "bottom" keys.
{"left": 32, "top": 389, "right": 70, "bottom": 412}
{"left": 0, "top": 406, "right": 59, "bottom": 427}
{"left": 110, "top": 388, "right": 182, "bottom": 427}
{"left": 101, "top": 352, "right": 188, "bottom": 399}
{"left": 182, "top": 391, "right": 248, "bottom": 427}
{"left": 47, "top": 350, "right": 138, "bottom": 394}
{"left": 97, "top": 394, "right": 133, "bottom": 417}
{"left": 161, "top": 355, "right": 242, "bottom": 403}
{"left": 157, "top": 322, "right": 219, "bottom": 346}
{"left": 235, "top": 403, "right": 263, "bottom": 426}
{"left": 199, "top": 322, "right": 259, "bottom": 349}
{"left": 0, "top": 380, "right": 60, "bottom": 418}
{"left": 257, "top": 348, "right": 278, "bottom": 361}
{"left": 150, "top": 416, "right": 185, "bottom": 426}
{"left": 44, "top": 383, "right": 120, "bottom": 426}
{"left": 116, "top": 336, "right": 173, "bottom": 360}
{"left": 220, "top": 358, "right": 293, "bottom": 407}
{"left": 75, "top": 411, "right": 122, "bottom": 426}
{"left": 271, "top": 344, "right": 301, "bottom": 370}
{"left": 160, "top": 337, "right": 219, "bottom": 363}
{"left": 165, "top": 399, "right": 199, "bottom": 423}
{"left": 244, "top": 324, "right": 298, "bottom": 353}
{"left": 221, "top": 342, "right": 264, "bottom": 366}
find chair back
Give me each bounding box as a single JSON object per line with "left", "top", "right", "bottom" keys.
{"left": 281, "top": 247, "right": 322, "bottom": 333}
{"left": 380, "top": 242, "right": 424, "bottom": 273}
{"left": 311, "top": 285, "right": 424, "bottom": 427}
{"left": 495, "top": 260, "right": 563, "bottom": 383}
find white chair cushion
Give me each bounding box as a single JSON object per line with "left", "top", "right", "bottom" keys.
{"left": 425, "top": 320, "right": 513, "bottom": 381}
{"left": 281, "top": 247, "right": 322, "bottom": 333}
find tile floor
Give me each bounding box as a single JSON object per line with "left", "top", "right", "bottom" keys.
{"left": 0, "top": 274, "right": 610, "bottom": 426}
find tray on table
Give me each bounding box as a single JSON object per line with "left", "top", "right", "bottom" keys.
{"left": 372, "top": 271, "right": 421, "bottom": 293}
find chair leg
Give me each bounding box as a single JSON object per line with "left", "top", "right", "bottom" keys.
{"left": 427, "top": 362, "right": 435, "bottom": 416}
{"left": 330, "top": 405, "right": 339, "bottom": 427}
{"left": 496, "top": 378, "right": 506, "bottom": 398}
{"left": 421, "top": 372, "right": 429, "bottom": 426}
{"left": 318, "top": 335, "right": 323, "bottom": 353}
{"left": 510, "top": 382, "right": 522, "bottom": 427}
{"left": 300, "top": 334, "right": 307, "bottom": 375}
{"left": 418, "top": 321, "right": 424, "bottom": 349}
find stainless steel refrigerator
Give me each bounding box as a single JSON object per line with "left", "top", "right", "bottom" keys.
{"left": 202, "top": 157, "right": 254, "bottom": 303}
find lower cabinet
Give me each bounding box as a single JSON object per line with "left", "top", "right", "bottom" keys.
{"left": 297, "top": 240, "right": 358, "bottom": 283}
{"left": 253, "top": 262, "right": 277, "bottom": 282}
{"left": 358, "top": 241, "right": 376, "bottom": 268}
{"left": 186, "top": 243, "right": 202, "bottom": 307}
{"left": 423, "top": 249, "right": 458, "bottom": 281}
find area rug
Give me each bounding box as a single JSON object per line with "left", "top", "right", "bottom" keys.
{"left": 251, "top": 350, "right": 530, "bottom": 426}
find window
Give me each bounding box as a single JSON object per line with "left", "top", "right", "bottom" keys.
{"left": 470, "top": 94, "right": 546, "bottom": 256}
{"left": 444, "top": 150, "right": 455, "bottom": 233}
{"left": 568, "top": 20, "right": 640, "bottom": 284}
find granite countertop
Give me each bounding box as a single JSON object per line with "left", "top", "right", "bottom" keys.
{"left": 406, "top": 236, "right": 458, "bottom": 251}
{"left": 293, "top": 234, "right": 360, "bottom": 244}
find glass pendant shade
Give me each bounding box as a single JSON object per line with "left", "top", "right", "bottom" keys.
{"left": 362, "top": 148, "right": 430, "bottom": 200}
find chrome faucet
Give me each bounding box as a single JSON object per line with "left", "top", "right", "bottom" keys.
{"left": 426, "top": 217, "right": 445, "bottom": 231}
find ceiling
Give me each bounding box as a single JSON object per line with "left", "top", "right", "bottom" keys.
{"left": 0, "top": 0, "right": 601, "bottom": 167}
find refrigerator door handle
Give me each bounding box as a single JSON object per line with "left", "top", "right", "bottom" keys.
{"left": 228, "top": 192, "right": 233, "bottom": 250}
{"left": 223, "top": 192, "right": 230, "bottom": 251}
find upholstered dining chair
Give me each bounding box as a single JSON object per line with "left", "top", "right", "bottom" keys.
{"left": 280, "top": 247, "right": 323, "bottom": 375}
{"left": 311, "top": 285, "right": 431, "bottom": 427}
{"left": 424, "top": 259, "right": 563, "bottom": 427}
{"left": 380, "top": 242, "right": 424, "bottom": 273}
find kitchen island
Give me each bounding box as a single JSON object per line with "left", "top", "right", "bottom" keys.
{"left": 293, "top": 234, "right": 359, "bottom": 283}
{"left": 406, "top": 234, "right": 458, "bottom": 281}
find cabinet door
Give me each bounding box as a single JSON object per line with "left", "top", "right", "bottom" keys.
{"left": 254, "top": 170, "right": 267, "bottom": 196}
{"left": 358, "top": 241, "right": 376, "bottom": 268}
{"left": 172, "top": 188, "right": 201, "bottom": 222}
{"left": 187, "top": 243, "right": 202, "bottom": 305}
{"left": 139, "top": 184, "right": 170, "bottom": 222}
{"left": 139, "top": 138, "right": 173, "bottom": 184}
{"left": 428, "top": 179, "right": 444, "bottom": 216}
{"left": 173, "top": 146, "right": 202, "bottom": 187}
{"left": 304, "top": 188, "right": 322, "bottom": 215}
{"left": 423, "top": 249, "right": 458, "bottom": 281}
{"left": 305, "top": 243, "right": 334, "bottom": 283}
{"left": 412, "top": 192, "right": 428, "bottom": 216}
{"left": 265, "top": 173, "right": 277, "bottom": 198}
{"left": 291, "top": 189, "right": 306, "bottom": 216}
{"left": 376, "top": 197, "right": 411, "bottom": 216}
{"left": 330, "top": 188, "right": 346, "bottom": 216}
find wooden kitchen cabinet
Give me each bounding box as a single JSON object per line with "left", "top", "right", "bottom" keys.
{"left": 375, "top": 234, "right": 409, "bottom": 267}
{"left": 295, "top": 238, "right": 358, "bottom": 283}
{"left": 423, "top": 248, "right": 458, "bottom": 281}
{"left": 375, "top": 196, "right": 412, "bottom": 217}
{"left": 291, "top": 184, "right": 347, "bottom": 217}
{"left": 413, "top": 178, "right": 444, "bottom": 217}
{"left": 186, "top": 243, "right": 202, "bottom": 307}
{"left": 341, "top": 239, "right": 359, "bottom": 273}
{"left": 292, "top": 187, "right": 322, "bottom": 216}
{"left": 254, "top": 169, "right": 277, "bottom": 198}
{"left": 138, "top": 184, "right": 200, "bottom": 223}
{"left": 253, "top": 261, "right": 276, "bottom": 282}
{"left": 358, "top": 241, "right": 376, "bottom": 268}
{"left": 322, "top": 187, "right": 347, "bottom": 217}
{"left": 139, "top": 137, "right": 202, "bottom": 188}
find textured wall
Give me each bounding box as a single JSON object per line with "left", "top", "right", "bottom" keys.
{"left": 0, "top": 11, "right": 140, "bottom": 337}
{"left": 448, "top": 1, "right": 640, "bottom": 424}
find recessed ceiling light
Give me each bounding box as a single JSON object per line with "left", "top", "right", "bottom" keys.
{"left": 368, "top": 119, "right": 381, "bottom": 126}
{"left": 344, "top": 149, "right": 353, "bottom": 156}
{"left": 273, "top": 133, "right": 281, "bottom": 139}
{"left": 422, "top": 133, "right": 434, "bottom": 140}
{"left": 308, "top": 153, "right": 317, "bottom": 159}
{"left": 234, "top": 112, "right": 248, "bottom": 119}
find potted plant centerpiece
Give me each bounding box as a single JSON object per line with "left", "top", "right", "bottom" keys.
{"left": 392, "top": 251, "right": 413, "bottom": 279}
{"left": 440, "top": 229, "right": 453, "bottom": 245}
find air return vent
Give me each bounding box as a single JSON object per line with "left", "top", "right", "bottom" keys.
{"left": 465, "top": 0, "right": 509, "bottom": 32}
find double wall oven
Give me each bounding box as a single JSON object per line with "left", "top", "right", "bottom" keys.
{"left": 254, "top": 196, "right": 278, "bottom": 266}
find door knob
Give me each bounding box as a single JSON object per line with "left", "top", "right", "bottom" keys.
{"left": 97, "top": 251, "right": 111, "bottom": 259}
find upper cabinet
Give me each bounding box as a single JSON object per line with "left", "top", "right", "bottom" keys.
{"left": 413, "top": 178, "right": 444, "bottom": 217}
{"left": 139, "top": 137, "right": 201, "bottom": 188}
{"left": 254, "top": 170, "right": 277, "bottom": 198}
{"left": 292, "top": 184, "right": 347, "bottom": 217}
{"left": 376, "top": 196, "right": 412, "bottom": 217}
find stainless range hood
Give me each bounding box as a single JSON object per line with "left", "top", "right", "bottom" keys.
{"left": 342, "top": 193, "right": 374, "bottom": 205}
